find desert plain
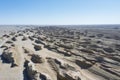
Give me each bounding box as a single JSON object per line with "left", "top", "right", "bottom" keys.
{"left": 0, "top": 25, "right": 120, "bottom": 80}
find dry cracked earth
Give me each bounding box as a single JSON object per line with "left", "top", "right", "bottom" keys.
{"left": 0, "top": 26, "right": 120, "bottom": 80}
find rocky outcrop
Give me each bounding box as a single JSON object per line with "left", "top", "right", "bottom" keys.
{"left": 55, "top": 43, "right": 74, "bottom": 49}
{"left": 24, "top": 60, "right": 51, "bottom": 80}
{"left": 22, "top": 36, "right": 27, "bottom": 41}
{"left": 47, "top": 58, "right": 60, "bottom": 73}
{"left": 33, "top": 44, "right": 42, "bottom": 51}
{"left": 24, "top": 60, "right": 40, "bottom": 80}
{"left": 22, "top": 47, "right": 30, "bottom": 53}
{"left": 57, "top": 48, "right": 71, "bottom": 56}
{"left": 75, "top": 59, "right": 93, "bottom": 69}
{"left": 40, "top": 73, "right": 51, "bottom": 80}
{"left": 80, "top": 48, "right": 94, "bottom": 54}
{"left": 57, "top": 71, "right": 81, "bottom": 80}
{"left": 44, "top": 44, "right": 58, "bottom": 50}
{"left": 18, "top": 33, "right": 23, "bottom": 36}
{"left": 11, "top": 37, "right": 17, "bottom": 41}
{"left": 28, "top": 36, "right": 34, "bottom": 41}
{"left": 103, "top": 47, "right": 115, "bottom": 53}
{"left": 54, "top": 59, "right": 75, "bottom": 70}
{"left": 0, "top": 45, "right": 8, "bottom": 48}
{"left": 47, "top": 58, "right": 80, "bottom": 80}
{"left": 2, "top": 34, "right": 10, "bottom": 38}
{"left": 1, "top": 50, "right": 18, "bottom": 67}
{"left": 6, "top": 40, "right": 13, "bottom": 44}
{"left": 31, "top": 54, "right": 44, "bottom": 63}
{"left": 1, "top": 51, "right": 14, "bottom": 63}
{"left": 35, "top": 39, "right": 44, "bottom": 45}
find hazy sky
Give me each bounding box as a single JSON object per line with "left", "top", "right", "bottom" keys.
{"left": 0, "top": 0, "right": 120, "bottom": 25}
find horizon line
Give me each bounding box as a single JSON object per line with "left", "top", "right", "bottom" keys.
{"left": 0, "top": 24, "right": 120, "bottom": 26}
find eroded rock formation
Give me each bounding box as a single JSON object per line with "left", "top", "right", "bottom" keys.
{"left": 0, "top": 26, "right": 120, "bottom": 80}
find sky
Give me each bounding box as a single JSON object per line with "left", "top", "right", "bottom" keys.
{"left": 0, "top": 0, "right": 120, "bottom": 25}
